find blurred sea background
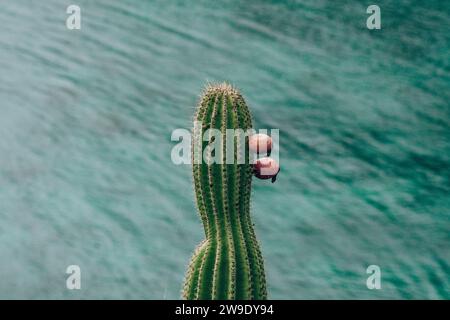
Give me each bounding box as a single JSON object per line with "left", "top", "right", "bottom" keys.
{"left": 0, "top": 0, "right": 449, "bottom": 299}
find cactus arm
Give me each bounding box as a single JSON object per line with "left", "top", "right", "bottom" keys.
{"left": 182, "top": 239, "right": 208, "bottom": 300}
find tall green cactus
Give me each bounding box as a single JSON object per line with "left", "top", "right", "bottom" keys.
{"left": 182, "top": 83, "right": 267, "bottom": 300}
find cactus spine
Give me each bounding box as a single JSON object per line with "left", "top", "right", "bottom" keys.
{"left": 182, "top": 83, "right": 267, "bottom": 300}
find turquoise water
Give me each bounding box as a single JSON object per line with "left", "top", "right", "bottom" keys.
{"left": 0, "top": 0, "right": 449, "bottom": 299}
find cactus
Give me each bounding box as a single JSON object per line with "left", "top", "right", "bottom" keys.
{"left": 182, "top": 83, "right": 267, "bottom": 300}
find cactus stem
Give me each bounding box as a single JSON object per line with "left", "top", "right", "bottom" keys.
{"left": 183, "top": 83, "right": 267, "bottom": 300}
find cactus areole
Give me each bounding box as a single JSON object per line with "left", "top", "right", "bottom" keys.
{"left": 182, "top": 83, "right": 267, "bottom": 300}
